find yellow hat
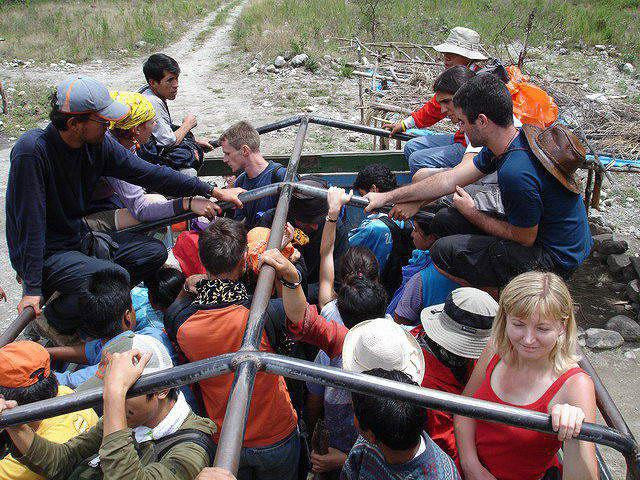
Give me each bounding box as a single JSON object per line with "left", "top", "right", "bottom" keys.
{"left": 109, "top": 91, "right": 155, "bottom": 130}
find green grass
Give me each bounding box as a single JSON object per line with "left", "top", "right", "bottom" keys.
{"left": 194, "top": 0, "right": 242, "bottom": 45}
{"left": 0, "top": 80, "right": 53, "bottom": 138}
{"left": 0, "top": 0, "right": 223, "bottom": 63}
{"left": 233, "top": 0, "right": 640, "bottom": 63}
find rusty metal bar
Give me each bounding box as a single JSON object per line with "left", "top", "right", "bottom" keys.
{"left": 208, "top": 115, "right": 303, "bottom": 149}
{"left": 213, "top": 117, "right": 309, "bottom": 474}
{"left": 290, "top": 181, "right": 434, "bottom": 222}
{"left": 0, "top": 307, "right": 36, "bottom": 348}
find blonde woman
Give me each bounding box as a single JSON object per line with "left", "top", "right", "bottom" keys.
{"left": 86, "top": 91, "right": 230, "bottom": 231}
{"left": 455, "top": 271, "right": 597, "bottom": 480}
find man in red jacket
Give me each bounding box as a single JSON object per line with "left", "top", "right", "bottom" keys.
{"left": 385, "top": 27, "right": 487, "bottom": 175}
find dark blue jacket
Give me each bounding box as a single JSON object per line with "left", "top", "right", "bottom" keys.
{"left": 6, "top": 125, "right": 213, "bottom": 295}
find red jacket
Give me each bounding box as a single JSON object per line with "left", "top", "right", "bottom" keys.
{"left": 409, "top": 95, "right": 466, "bottom": 146}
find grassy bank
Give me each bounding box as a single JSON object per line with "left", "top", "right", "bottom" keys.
{"left": 232, "top": 0, "right": 639, "bottom": 63}
{"left": 0, "top": 0, "right": 222, "bottom": 64}
{"left": 0, "top": 80, "right": 53, "bottom": 138}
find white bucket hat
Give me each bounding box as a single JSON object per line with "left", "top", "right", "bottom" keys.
{"left": 432, "top": 27, "right": 488, "bottom": 61}
{"left": 342, "top": 318, "right": 425, "bottom": 384}
{"left": 420, "top": 288, "right": 498, "bottom": 359}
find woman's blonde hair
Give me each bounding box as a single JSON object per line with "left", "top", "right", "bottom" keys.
{"left": 491, "top": 271, "right": 579, "bottom": 373}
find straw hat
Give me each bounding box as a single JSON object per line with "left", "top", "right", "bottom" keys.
{"left": 432, "top": 27, "right": 488, "bottom": 61}
{"left": 342, "top": 317, "right": 425, "bottom": 384}
{"left": 522, "top": 124, "right": 586, "bottom": 194}
{"left": 420, "top": 288, "right": 498, "bottom": 359}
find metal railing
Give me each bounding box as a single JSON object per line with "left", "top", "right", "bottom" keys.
{"left": 0, "top": 115, "right": 637, "bottom": 479}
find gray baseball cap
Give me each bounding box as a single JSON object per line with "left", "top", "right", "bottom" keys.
{"left": 56, "top": 75, "right": 130, "bottom": 121}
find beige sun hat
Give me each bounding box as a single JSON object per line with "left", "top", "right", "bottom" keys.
{"left": 420, "top": 288, "right": 498, "bottom": 359}
{"left": 432, "top": 27, "right": 488, "bottom": 61}
{"left": 342, "top": 317, "right": 425, "bottom": 384}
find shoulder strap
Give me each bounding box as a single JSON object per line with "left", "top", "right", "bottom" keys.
{"left": 154, "top": 428, "right": 216, "bottom": 466}
{"left": 378, "top": 215, "right": 401, "bottom": 241}
{"left": 485, "top": 354, "right": 501, "bottom": 382}
{"left": 270, "top": 163, "right": 287, "bottom": 183}
{"left": 539, "top": 367, "right": 586, "bottom": 405}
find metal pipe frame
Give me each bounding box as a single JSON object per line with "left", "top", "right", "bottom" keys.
{"left": 0, "top": 307, "right": 35, "bottom": 348}
{"left": 212, "top": 117, "right": 310, "bottom": 473}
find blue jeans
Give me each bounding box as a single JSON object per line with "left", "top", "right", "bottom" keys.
{"left": 214, "top": 429, "right": 300, "bottom": 480}
{"left": 404, "top": 133, "right": 466, "bottom": 174}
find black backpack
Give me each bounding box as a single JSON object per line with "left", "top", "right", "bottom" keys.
{"left": 378, "top": 216, "right": 415, "bottom": 298}
{"left": 68, "top": 429, "right": 216, "bottom": 480}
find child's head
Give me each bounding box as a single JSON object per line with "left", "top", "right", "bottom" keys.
{"left": 352, "top": 368, "right": 427, "bottom": 451}
{"left": 338, "top": 246, "right": 379, "bottom": 284}
{"left": 337, "top": 277, "right": 388, "bottom": 329}
{"left": 411, "top": 219, "right": 436, "bottom": 251}
{"left": 81, "top": 269, "right": 135, "bottom": 338}
{"left": 199, "top": 218, "right": 248, "bottom": 278}
{"left": 145, "top": 267, "right": 186, "bottom": 311}
{"left": 492, "top": 271, "right": 578, "bottom": 373}
{"left": 352, "top": 164, "right": 398, "bottom": 196}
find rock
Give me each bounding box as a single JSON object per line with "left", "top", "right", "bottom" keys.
{"left": 586, "top": 93, "right": 609, "bottom": 104}
{"left": 627, "top": 280, "right": 640, "bottom": 302}
{"left": 274, "top": 56, "right": 286, "bottom": 68}
{"left": 261, "top": 100, "right": 273, "bottom": 108}
{"left": 622, "top": 264, "right": 637, "bottom": 282}
{"left": 626, "top": 196, "right": 636, "bottom": 203}
{"left": 608, "top": 253, "right": 631, "bottom": 276}
{"left": 347, "top": 134, "right": 359, "bottom": 143}
{"left": 595, "top": 44, "right": 607, "bottom": 51}
{"left": 247, "top": 66, "right": 258, "bottom": 74}
{"left": 134, "top": 40, "right": 147, "bottom": 49}
{"left": 590, "top": 222, "right": 613, "bottom": 235}
{"left": 624, "top": 347, "right": 640, "bottom": 360}
{"left": 585, "top": 328, "right": 624, "bottom": 349}
{"left": 558, "top": 48, "right": 569, "bottom": 55}
{"left": 265, "top": 64, "right": 277, "bottom": 73}
{"left": 606, "top": 315, "right": 640, "bottom": 340}
{"left": 622, "top": 63, "right": 636, "bottom": 75}
{"left": 593, "top": 233, "right": 628, "bottom": 255}
{"left": 303, "top": 105, "right": 316, "bottom": 112}
{"left": 290, "top": 53, "right": 309, "bottom": 67}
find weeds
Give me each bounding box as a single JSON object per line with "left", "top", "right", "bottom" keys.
{"left": 0, "top": 80, "right": 53, "bottom": 138}
{"left": 233, "top": 0, "right": 639, "bottom": 63}
{"left": 0, "top": 0, "right": 222, "bottom": 63}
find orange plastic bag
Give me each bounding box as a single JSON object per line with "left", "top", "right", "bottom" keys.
{"left": 506, "top": 66, "right": 558, "bottom": 128}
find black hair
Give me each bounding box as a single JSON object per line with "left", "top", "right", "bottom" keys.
{"left": 146, "top": 387, "right": 179, "bottom": 402}
{"left": 145, "top": 267, "right": 186, "bottom": 310}
{"left": 143, "top": 53, "right": 181, "bottom": 83}
{"left": 337, "top": 277, "right": 388, "bottom": 329}
{"left": 199, "top": 218, "right": 248, "bottom": 275}
{"left": 433, "top": 66, "right": 476, "bottom": 95}
{"left": 337, "top": 246, "right": 379, "bottom": 283}
{"left": 289, "top": 176, "right": 329, "bottom": 223}
{"left": 423, "top": 335, "right": 470, "bottom": 385}
{"left": 0, "top": 374, "right": 58, "bottom": 405}
{"left": 414, "top": 217, "right": 432, "bottom": 237}
{"left": 80, "top": 268, "right": 132, "bottom": 338}
{"left": 351, "top": 369, "right": 426, "bottom": 450}
{"left": 352, "top": 164, "right": 398, "bottom": 193}
{"left": 48, "top": 91, "right": 90, "bottom": 131}
{"left": 453, "top": 74, "right": 514, "bottom": 127}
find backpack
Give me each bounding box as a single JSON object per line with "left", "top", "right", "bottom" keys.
{"left": 67, "top": 429, "right": 216, "bottom": 480}
{"left": 378, "top": 216, "right": 415, "bottom": 298}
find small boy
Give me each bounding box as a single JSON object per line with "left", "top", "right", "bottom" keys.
{"left": 48, "top": 269, "right": 175, "bottom": 389}
{"left": 343, "top": 368, "right": 460, "bottom": 480}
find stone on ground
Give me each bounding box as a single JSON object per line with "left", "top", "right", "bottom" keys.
{"left": 274, "top": 56, "right": 286, "bottom": 68}
{"left": 291, "top": 54, "right": 309, "bottom": 67}
{"left": 585, "top": 328, "right": 624, "bottom": 350}
{"left": 606, "top": 315, "right": 640, "bottom": 341}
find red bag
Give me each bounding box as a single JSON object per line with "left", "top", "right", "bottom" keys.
{"left": 506, "top": 66, "right": 558, "bottom": 128}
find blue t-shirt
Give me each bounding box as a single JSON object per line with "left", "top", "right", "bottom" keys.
{"left": 349, "top": 213, "right": 405, "bottom": 272}
{"left": 473, "top": 132, "right": 592, "bottom": 270}
{"left": 131, "top": 286, "right": 164, "bottom": 330}
{"left": 234, "top": 161, "right": 286, "bottom": 227}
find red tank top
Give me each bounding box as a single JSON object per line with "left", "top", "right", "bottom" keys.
{"left": 472, "top": 355, "right": 584, "bottom": 480}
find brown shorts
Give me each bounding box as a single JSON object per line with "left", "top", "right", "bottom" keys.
{"left": 84, "top": 209, "right": 118, "bottom": 232}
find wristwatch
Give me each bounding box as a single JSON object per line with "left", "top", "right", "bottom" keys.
{"left": 279, "top": 270, "right": 302, "bottom": 289}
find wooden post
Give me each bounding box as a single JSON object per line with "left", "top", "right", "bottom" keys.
{"left": 584, "top": 168, "right": 594, "bottom": 212}
{"left": 357, "top": 43, "right": 364, "bottom": 124}
{"left": 591, "top": 171, "right": 603, "bottom": 209}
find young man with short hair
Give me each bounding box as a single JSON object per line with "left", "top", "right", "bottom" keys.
{"left": 343, "top": 369, "right": 460, "bottom": 480}
{"left": 141, "top": 54, "right": 212, "bottom": 156}
{"left": 164, "top": 218, "right": 300, "bottom": 480}
{"left": 0, "top": 336, "right": 216, "bottom": 480}
{"left": 384, "top": 28, "right": 486, "bottom": 174}
{"left": 6, "top": 75, "right": 242, "bottom": 335}
{"left": 365, "top": 74, "right": 592, "bottom": 288}
{"left": 0, "top": 341, "right": 98, "bottom": 480}
{"left": 220, "top": 121, "right": 287, "bottom": 227}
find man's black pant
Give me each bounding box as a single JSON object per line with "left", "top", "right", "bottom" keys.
{"left": 42, "top": 231, "right": 167, "bottom": 334}
{"left": 429, "top": 207, "right": 568, "bottom": 288}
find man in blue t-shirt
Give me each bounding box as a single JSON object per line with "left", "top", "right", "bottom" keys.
{"left": 219, "top": 121, "right": 287, "bottom": 227}
{"left": 350, "top": 164, "right": 406, "bottom": 272}
{"left": 363, "top": 75, "right": 592, "bottom": 288}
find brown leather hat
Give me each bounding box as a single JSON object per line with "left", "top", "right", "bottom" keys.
{"left": 522, "top": 123, "right": 586, "bottom": 194}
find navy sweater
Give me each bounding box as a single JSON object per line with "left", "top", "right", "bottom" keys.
{"left": 6, "top": 124, "right": 212, "bottom": 295}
